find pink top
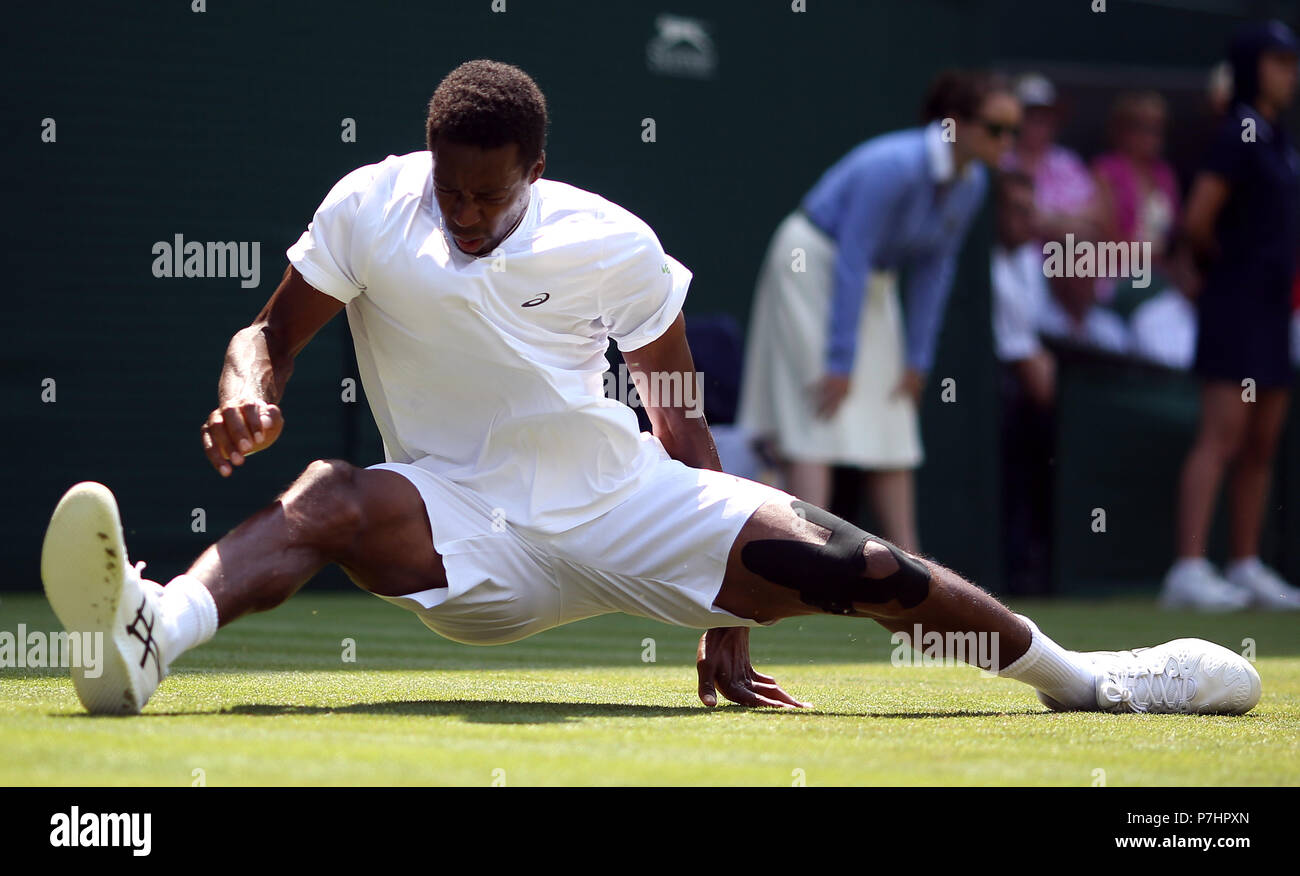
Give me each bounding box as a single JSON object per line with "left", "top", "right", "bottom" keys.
{"left": 1092, "top": 152, "right": 1180, "bottom": 246}
{"left": 1003, "top": 145, "right": 1096, "bottom": 216}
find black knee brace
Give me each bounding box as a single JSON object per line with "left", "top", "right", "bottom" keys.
{"left": 740, "top": 501, "right": 931, "bottom": 614}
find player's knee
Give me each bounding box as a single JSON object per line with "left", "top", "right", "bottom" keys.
{"left": 858, "top": 536, "right": 932, "bottom": 618}
{"left": 741, "top": 500, "right": 931, "bottom": 616}
{"left": 863, "top": 539, "right": 902, "bottom": 579}
{"left": 283, "top": 459, "right": 364, "bottom": 553}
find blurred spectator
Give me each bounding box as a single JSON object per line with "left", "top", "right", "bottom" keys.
{"left": 992, "top": 170, "right": 1055, "bottom": 594}
{"left": 1003, "top": 73, "right": 1104, "bottom": 243}
{"left": 991, "top": 170, "right": 1054, "bottom": 404}
{"left": 1162, "top": 19, "right": 1300, "bottom": 611}
{"left": 1207, "top": 61, "right": 1234, "bottom": 116}
{"left": 739, "top": 70, "right": 1019, "bottom": 552}
{"left": 1130, "top": 234, "right": 1201, "bottom": 370}
{"left": 1038, "top": 261, "right": 1131, "bottom": 355}
{"left": 1092, "top": 92, "right": 1181, "bottom": 266}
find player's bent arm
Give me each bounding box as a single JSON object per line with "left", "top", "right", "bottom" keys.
{"left": 203, "top": 265, "right": 345, "bottom": 476}
{"left": 621, "top": 312, "right": 722, "bottom": 473}
{"left": 625, "top": 314, "right": 799, "bottom": 707}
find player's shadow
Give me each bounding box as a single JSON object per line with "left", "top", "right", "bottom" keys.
{"left": 129, "top": 700, "right": 1047, "bottom": 723}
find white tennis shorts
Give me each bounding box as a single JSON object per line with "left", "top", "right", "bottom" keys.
{"left": 366, "top": 455, "right": 794, "bottom": 645}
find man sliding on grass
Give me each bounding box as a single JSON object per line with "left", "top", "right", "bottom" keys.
{"left": 41, "top": 60, "right": 1260, "bottom": 717}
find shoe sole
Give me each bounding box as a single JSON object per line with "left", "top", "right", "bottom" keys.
{"left": 40, "top": 482, "right": 145, "bottom": 715}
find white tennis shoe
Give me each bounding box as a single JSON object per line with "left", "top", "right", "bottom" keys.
{"left": 41, "top": 482, "right": 169, "bottom": 715}
{"left": 1158, "top": 558, "right": 1251, "bottom": 612}
{"left": 1038, "top": 638, "right": 1261, "bottom": 714}
{"left": 1226, "top": 559, "right": 1300, "bottom": 611}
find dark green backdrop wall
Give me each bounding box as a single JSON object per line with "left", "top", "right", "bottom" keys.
{"left": 4, "top": 0, "right": 1297, "bottom": 594}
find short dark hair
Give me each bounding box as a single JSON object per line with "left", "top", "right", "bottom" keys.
{"left": 920, "top": 69, "right": 1011, "bottom": 123}
{"left": 425, "top": 59, "right": 548, "bottom": 165}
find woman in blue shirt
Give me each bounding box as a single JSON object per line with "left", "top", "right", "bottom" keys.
{"left": 739, "top": 70, "right": 1020, "bottom": 551}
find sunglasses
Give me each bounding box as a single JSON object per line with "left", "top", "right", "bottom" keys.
{"left": 981, "top": 120, "right": 1021, "bottom": 139}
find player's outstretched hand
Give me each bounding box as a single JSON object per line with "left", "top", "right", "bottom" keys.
{"left": 201, "top": 399, "right": 284, "bottom": 477}
{"left": 696, "top": 627, "right": 811, "bottom": 709}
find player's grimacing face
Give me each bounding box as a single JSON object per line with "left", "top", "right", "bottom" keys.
{"left": 432, "top": 140, "right": 544, "bottom": 256}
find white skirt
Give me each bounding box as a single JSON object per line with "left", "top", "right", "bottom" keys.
{"left": 737, "top": 210, "right": 922, "bottom": 469}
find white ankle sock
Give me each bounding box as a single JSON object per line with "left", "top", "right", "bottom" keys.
{"left": 998, "top": 614, "right": 1096, "bottom": 708}
{"left": 159, "top": 575, "right": 219, "bottom": 663}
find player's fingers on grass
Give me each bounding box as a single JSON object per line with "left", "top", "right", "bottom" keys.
{"left": 721, "top": 680, "right": 793, "bottom": 709}
{"left": 697, "top": 668, "right": 719, "bottom": 707}
{"left": 713, "top": 663, "right": 785, "bottom": 708}
{"left": 696, "top": 633, "right": 719, "bottom": 707}
{"left": 752, "top": 681, "right": 810, "bottom": 709}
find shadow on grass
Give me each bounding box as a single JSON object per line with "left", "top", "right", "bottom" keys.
{"left": 54, "top": 700, "right": 1050, "bottom": 723}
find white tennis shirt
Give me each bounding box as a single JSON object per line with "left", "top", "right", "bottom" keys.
{"left": 287, "top": 152, "right": 692, "bottom": 534}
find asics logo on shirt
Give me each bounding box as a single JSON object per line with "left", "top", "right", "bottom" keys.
{"left": 521, "top": 293, "right": 550, "bottom": 307}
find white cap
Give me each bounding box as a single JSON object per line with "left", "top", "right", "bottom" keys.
{"left": 1015, "top": 73, "right": 1057, "bottom": 108}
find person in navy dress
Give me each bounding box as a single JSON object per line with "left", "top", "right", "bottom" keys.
{"left": 1162, "top": 20, "right": 1300, "bottom": 610}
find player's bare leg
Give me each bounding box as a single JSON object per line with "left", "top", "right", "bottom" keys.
{"left": 186, "top": 459, "right": 447, "bottom": 622}
{"left": 716, "top": 500, "right": 1029, "bottom": 658}
{"left": 41, "top": 460, "right": 446, "bottom": 713}
{"left": 710, "top": 498, "right": 1262, "bottom": 715}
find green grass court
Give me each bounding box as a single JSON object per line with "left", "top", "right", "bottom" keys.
{"left": 2, "top": 593, "right": 1296, "bottom": 786}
